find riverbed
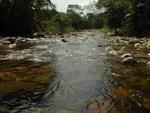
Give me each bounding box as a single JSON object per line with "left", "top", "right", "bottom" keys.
{"left": 0, "top": 30, "right": 150, "bottom": 113}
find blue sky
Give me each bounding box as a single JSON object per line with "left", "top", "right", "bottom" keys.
{"left": 51, "top": 0, "right": 98, "bottom": 12}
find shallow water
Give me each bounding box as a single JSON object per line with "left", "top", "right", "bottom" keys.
{"left": 0, "top": 31, "right": 149, "bottom": 113}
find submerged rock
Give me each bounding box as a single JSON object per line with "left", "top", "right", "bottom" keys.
{"left": 122, "top": 57, "right": 137, "bottom": 65}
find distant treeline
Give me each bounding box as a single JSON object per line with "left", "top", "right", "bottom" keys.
{"left": 97, "top": 0, "right": 150, "bottom": 37}
{"left": 0, "top": 0, "right": 104, "bottom": 36}
{"left": 0, "top": 0, "right": 150, "bottom": 37}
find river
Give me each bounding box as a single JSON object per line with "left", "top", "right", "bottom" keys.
{"left": 0, "top": 30, "right": 149, "bottom": 113}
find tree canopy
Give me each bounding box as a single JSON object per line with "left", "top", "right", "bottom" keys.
{"left": 0, "top": 0, "right": 149, "bottom": 37}
{"left": 96, "top": 0, "right": 150, "bottom": 37}
{"left": 0, "top": 0, "right": 54, "bottom": 36}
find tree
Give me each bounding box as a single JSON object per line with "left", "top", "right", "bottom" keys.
{"left": 67, "top": 5, "right": 84, "bottom": 30}
{"left": 0, "top": 0, "right": 55, "bottom": 36}
{"left": 97, "top": 0, "right": 128, "bottom": 33}
{"left": 85, "top": 13, "right": 104, "bottom": 29}
{"left": 67, "top": 4, "right": 83, "bottom": 15}
{"left": 123, "top": 0, "right": 150, "bottom": 37}
{"left": 96, "top": 0, "right": 150, "bottom": 37}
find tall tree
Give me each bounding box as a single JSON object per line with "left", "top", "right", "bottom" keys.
{"left": 96, "top": 0, "right": 150, "bottom": 36}
{"left": 0, "top": 0, "right": 54, "bottom": 36}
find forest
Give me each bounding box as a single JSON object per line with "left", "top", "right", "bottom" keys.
{"left": 0, "top": 0, "right": 150, "bottom": 37}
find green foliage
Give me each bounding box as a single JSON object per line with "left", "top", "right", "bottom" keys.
{"left": 97, "top": 0, "right": 150, "bottom": 37}
{"left": 0, "top": 0, "right": 54, "bottom": 36}
{"left": 123, "top": 0, "right": 150, "bottom": 37}
{"left": 0, "top": 0, "right": 109, "bottom": 36}
{"left": 85, "top": 13, "right": 104, "bottom": 29}
{"left": 45, "top": 4, "right": 104, "bottom": 33}
{"left": 44, "top": 12, "right": 75, "bottom": 33}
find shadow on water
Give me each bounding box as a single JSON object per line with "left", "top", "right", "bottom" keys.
{"left": 0, "top": 58, "right": 56, "bottom": 112}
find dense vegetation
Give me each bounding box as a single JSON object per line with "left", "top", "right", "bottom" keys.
{"left": 0, "top": 0, "right": 104, "bottom": 36}
{"left": 0, "top": 0, "right": 54, "bottom": 36}
{"left": 0, "top": 0, "right": 149, "bottom": 37}
{"left": 97, "top": 0, "right": 150, "bottom": 37}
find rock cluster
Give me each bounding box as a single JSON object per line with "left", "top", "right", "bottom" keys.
{"left": 105, "top": 35, "right": 150, "bottom": 65}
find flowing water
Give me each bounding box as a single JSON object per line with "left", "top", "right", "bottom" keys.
{"left": 0, "top": 30, "right": 149, "bottom": 113}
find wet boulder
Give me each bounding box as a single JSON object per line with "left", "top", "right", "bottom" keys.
{"left": 122, "top": 57, "right": 137, "bottom": 65}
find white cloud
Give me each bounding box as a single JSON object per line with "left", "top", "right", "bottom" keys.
{"left": 51, "top": 0, "right": 98, "bottom": 12}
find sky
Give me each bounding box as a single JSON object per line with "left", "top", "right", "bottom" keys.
{"left": 51, "top": 0, "right": 98, "bottom": 12}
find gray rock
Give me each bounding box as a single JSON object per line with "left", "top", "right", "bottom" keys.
{"left": 122, "top": 57, "right": 137, "bottom": 65}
